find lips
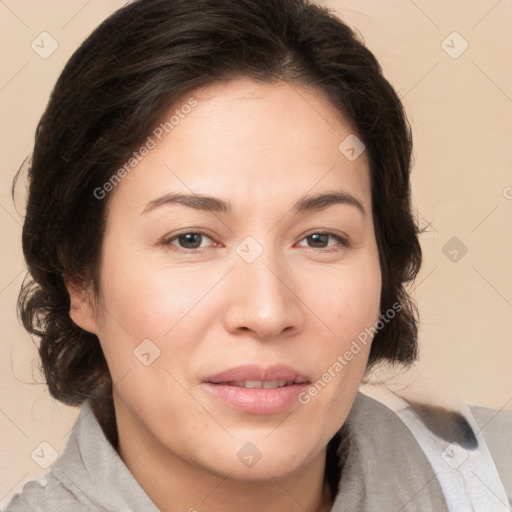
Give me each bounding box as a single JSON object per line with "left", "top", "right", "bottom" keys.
{"left": 203, "top": 364, "right": 310, "bottom": 414}
{"left": 205, "top": 364, "right": 309, "bottom": 384}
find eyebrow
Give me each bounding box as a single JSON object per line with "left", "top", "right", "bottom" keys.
{"left": 142, "top": 190, "right": 366, "bottom": 216}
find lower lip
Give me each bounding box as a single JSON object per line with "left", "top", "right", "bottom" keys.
{"left": 202, "top": 383, "right": 308, "bottom": 414}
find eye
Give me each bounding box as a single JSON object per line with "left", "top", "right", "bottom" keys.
{"left": 161, "top": 231, "right": 217, "bottom": 252}
{"left": 160, "top": 230, "right": 349, "bottom": 254}
{"left": 296, "top": 232, "right": 348, "bottom": 253}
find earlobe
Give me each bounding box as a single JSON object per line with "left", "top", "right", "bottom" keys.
{"left": 65, "top": 281, "right": 99, "bottom": 335}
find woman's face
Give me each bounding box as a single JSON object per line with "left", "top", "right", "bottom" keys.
{"left": 72, "top": 77, "right": 381, "bottom": 481}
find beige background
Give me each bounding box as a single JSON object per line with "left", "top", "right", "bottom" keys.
{"left": 1, "top": 0, "right": 511, "bottom": 505}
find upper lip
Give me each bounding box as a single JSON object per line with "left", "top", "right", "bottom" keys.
{"left": 204, "top": 364, "right": 309, "bottom": 384}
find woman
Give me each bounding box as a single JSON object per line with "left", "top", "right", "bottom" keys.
{"left": 4, "top": 0, "right": 511, "bottom": 511}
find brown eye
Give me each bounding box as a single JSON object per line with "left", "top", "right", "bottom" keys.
{"left": 297, "top": 232, "right": 348, "bottom": 252}
{"left": 306, "top": 233, "right": 330, "bottom": 248}
{"left": 175, "top": 233, "right": 206, "bottom": 249}
{"left": 162, "top": 231, "right": 215, "bottom": 252}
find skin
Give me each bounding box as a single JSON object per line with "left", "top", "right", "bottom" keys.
{"left": 68, "top": 77, "right": 382, "bottom": 512}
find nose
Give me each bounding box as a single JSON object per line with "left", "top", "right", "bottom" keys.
{"left": 222, "top": 247, "right": 305, "bottom": 341}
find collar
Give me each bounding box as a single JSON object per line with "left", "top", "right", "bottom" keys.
{"left": 51, "top": 400, "right": 158, "bottom": 511}
{"left": 331, "top": 392, "right": 449, "bottom": 511}
{"left": 51, "top": 392, "right": 450, "bottom": 512}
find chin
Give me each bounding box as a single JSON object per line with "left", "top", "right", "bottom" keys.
{"left": 194, "top": 433, "right": 321, "bottom": 482}
{"left": 216, "top": 453, "right": 310, "bottom": 482}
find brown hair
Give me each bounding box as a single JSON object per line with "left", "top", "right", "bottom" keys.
{"left": 16, "top": 0, "right": 421, "bottom": 443}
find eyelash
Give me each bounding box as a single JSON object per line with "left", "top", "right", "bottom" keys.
{"left": 159, "top": 230, "right": 350, "bottom": 254}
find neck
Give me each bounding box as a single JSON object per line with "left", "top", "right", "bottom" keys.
{"left": 115, "top": 409, "right": 333, "bottom": 512}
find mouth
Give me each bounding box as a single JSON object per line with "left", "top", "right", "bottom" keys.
{"left": 213, "top": 377, "right": 308, "bottom": 389}
{"left": 202, "top": 365, "right": 310, "bottom": 414}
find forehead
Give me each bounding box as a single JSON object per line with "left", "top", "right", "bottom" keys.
{"left": 107, "top": 77, "right": 371, "bottom": 217}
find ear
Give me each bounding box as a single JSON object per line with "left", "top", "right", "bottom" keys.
{"left": 65, "top": 280, "right": 99, "bottom": 335}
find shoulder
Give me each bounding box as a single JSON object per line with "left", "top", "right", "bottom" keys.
{"left": 1, "top": 473, "right": 90, "bottom": 512}
{"left": 2, "top": 400, "right": 159, "bottom": 512}
{"left": 347, "top": 384, "right": 512, "bottom": 510}
{"left": 345, "top": 391, "right": 445, "bottom": 472}
{"left": 469, "top": 402, "right": 512, "bottom": 497}
{"left": 2, "top": 402, "right": 97, "bottom": 511}
{"left": 335, "top": 391, "right": 450, "bottom": 511}
{"left": 2, "top": 480, "right": 41, "bottom": 512}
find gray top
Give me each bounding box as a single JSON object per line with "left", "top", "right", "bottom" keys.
{"left": 3, "top": 391, "right": 511, "bottom": 512}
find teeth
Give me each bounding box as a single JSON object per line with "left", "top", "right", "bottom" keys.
{"left": 245, "top": 380, "right": 263, "bottom": 389}
{"left": 222, "top": 379, "right": 303, "bottom": 389}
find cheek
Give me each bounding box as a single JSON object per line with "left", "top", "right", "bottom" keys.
{"left": 299, "top": 254, "right": 381, "bottom": 403}
{"left": 300, "top": 264, "right": 381, "bottom": 420}
{"left": 92, "top": 252, "right": 207, "bottom": 419}
{"left": 93, "top": 245, "right": 234, "bottom": 394}
{"left": 311, "top": 257, "right": 381, "bottom": 348}
{"left": 92, "top": 249, "right": 185, "bottom": 375}
{"left": 96, "top": 247, "right": 200, "bottom": 338}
